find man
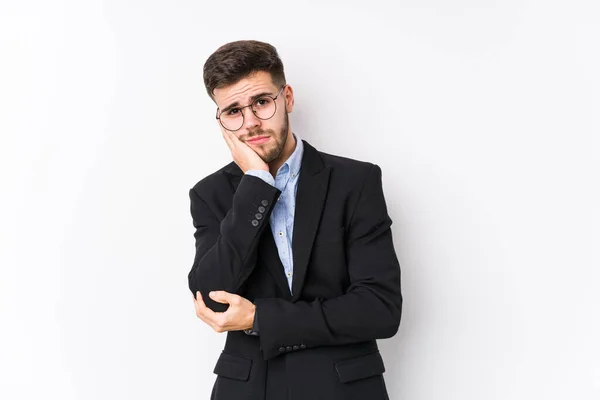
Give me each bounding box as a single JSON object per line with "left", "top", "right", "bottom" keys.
{"left": 188, "top": 40, "right": 402, "bottom": 400}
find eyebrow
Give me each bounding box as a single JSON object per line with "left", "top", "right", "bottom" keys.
{"left": 221, "top": 91, "right": 274, "bottom": 113}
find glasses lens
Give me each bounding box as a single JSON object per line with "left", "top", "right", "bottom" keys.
{"left": 220, "top": 109, "right": 243, "bottom": 131}
{"left": 252, "top": 97, "right": 276, "bottom": 120}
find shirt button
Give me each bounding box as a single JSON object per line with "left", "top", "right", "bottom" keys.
{"left": 278, "top": 231, "right": 283, "bottom": 236}
{"left": 251, "top": 220, "right": 259, "bottom": 227}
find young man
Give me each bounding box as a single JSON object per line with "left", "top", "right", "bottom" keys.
{"left": 189, "top": 40, "right": 402, "bottom": 400}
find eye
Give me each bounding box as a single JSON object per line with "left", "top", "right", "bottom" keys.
{"left": 254, "top": 98, "right": 271, "bottom": 108}
{"left": 226, "top": 108, "right": 239, "bottom": 116}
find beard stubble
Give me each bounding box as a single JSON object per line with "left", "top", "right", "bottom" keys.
{"left": 243, "top": 112, "right": 290, "bottom": 164}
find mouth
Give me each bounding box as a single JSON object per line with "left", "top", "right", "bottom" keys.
{"left": 246, "top": 136, "right": 270, "bottom": 145}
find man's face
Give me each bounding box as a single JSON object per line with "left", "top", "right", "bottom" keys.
{"left": 213, "top": 71, "right": 293, "bottom": 164}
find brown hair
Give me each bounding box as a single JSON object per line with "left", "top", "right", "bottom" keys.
{"left": 203, "top": 40, "right": 286, "bottom": 101}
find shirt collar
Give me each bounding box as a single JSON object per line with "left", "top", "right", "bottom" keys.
{"left": 278, "top": 132, "right": 304, "bottom": 178}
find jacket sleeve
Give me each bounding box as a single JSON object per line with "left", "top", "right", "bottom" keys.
{"left": 188, "top": 173, "right": 281, "bottom": 312}
{"left": 253, "top": 164, "right": 402, "bottom": 360}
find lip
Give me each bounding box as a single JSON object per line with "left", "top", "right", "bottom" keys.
{"left": 247, "top": 136, "right": 270, "bottom": 145}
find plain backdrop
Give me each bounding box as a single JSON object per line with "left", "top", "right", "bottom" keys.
{"left": 1, "top": 1, "right": 598, "bottom": 399}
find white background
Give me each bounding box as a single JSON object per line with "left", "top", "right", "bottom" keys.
{"left": 1, "top": 1, "right": 598, "bottom": 399}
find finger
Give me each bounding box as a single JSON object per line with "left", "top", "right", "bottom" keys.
{"left": 193, "top": 291, "right": 204, "bottom": 314}
{"left": 221, "top": 130, "right": 234, "bottom": 151}
{"left": 196, "top": 303, "right": 228, "bottom": 333}
{"left": 221, "top": 128, "right": 235, "bottom": 151}
{"left": 193, "top": 304, "right": 213, "bottom": 326}
{"left": 195, "top": 291, "right": 208, "bottom": 310}
{"left": 221, "top": 127, "right": 231, "bottom": 141}
{"left": 209, "top": 290, "right": 236, "bottom": 305}
{"left": 194, "top": 291, "right": 218, "bottom": 324}
{"left": 195, "top": 304, "right": 218, "bottom": 330}
{"left": 193, "top": 292, "right": 203, "bottom": 317}
{"left": 223, "top": 129, "right": 239, "bottom": 149}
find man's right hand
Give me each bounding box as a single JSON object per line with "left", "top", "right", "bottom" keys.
{"left": 222, "top": 130, "right": 269, "bottom": 174}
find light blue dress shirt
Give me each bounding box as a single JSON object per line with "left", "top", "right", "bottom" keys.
{"left": 245, "top": 132, "right": 304, "bottom": 294}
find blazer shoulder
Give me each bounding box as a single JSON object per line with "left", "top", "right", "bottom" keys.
{"left": 318, "top": 150, "right": 380, "bottom": 183}
{"left": 190, "top": 161, "right": 236, "bottom": 197}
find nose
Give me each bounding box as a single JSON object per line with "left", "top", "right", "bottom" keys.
{"left": 242, "top": 106, "right": 261, "bottom": 131}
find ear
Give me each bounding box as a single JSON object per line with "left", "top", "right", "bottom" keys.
{"left": 284, "top": 84, "right": 295, "bottom": 113}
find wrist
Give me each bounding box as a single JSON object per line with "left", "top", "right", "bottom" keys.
{"left": 247, "top": 304, "right": 256, "bottom": 330}
{"left": 243, "top": 304, "right": 259, "bottom": 336}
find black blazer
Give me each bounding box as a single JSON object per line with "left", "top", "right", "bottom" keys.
{"left": 188, "top": 139, "right": 402, "bottom": 400}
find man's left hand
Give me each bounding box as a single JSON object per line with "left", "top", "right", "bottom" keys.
{"left": 193, "top": 291, "right": 255, "bottom": 333}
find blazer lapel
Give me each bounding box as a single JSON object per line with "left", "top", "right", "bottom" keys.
{"left": 291, "top": 140, "right": 331, "bottom": 301}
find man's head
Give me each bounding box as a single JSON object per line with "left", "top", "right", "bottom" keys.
{"left": 203, "top": 40, "right": 295, "bottom": 165}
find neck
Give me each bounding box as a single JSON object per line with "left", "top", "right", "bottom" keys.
{"left": 268, "top": 132, "right": 296, "bottom": 177}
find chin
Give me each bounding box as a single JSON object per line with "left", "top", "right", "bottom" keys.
{"left": 263, "top": 149, "right": 281, "bottom": 164}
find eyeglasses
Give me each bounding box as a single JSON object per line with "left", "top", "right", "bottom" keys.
{"left": 216, "top": 85, "right": 286, "bottom": 132}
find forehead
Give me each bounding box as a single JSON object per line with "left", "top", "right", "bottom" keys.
{"left": 213, "top": 71, "right": 277, "bottom": 107}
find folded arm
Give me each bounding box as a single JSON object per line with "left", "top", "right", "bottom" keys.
{"left": 254, "top": 164, "right": 402, "bottom": 359}
{"left": 188, "top": 174, "right": 281, "bottom": 312}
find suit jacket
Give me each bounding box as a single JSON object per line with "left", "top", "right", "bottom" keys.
{"left": 188, "top": 138, "right": 402, "bottom": 400}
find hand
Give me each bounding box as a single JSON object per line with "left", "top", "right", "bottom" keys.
{"left": 193, "top": 291, "right": 256, "bottom": 333}
{"left": 221, "top": 130, "right": 269, "bottom": 173}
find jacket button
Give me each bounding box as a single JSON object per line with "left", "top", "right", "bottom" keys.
{"left": 278, "top": 347, "right": 285, "bottom": 352}
{"left": 255, "top": 213, "right": 262, "bottom": 220}
{"left": 286, "top": 346, "right": 292, "bottom": 352}
{"left": 251, "top": 220, "right": 259, "bottom": 227}
{"left": 258, "top": 206, "right": 266, "bottom": 213}
{"left": 261, "top": 199, "right": 269, "bottom": 206}
{"left": 292, "top": 345, "right": 299, "bottom": 350}
{"left": 300, "top": 344, "right": 306, "bottom": 349}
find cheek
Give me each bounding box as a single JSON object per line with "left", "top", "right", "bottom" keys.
{"left": 271, "top": 113, "right": 287, "bottom": 131}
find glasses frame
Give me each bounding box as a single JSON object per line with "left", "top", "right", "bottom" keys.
{"left": 215, "top": 85, "right": 286, "bottom": 132}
